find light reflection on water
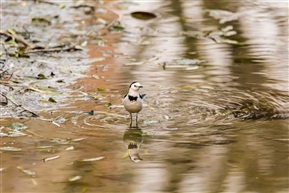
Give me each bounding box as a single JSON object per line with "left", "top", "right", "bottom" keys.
{"left": 113, "top": 0, "right": 288, "bottom": 192}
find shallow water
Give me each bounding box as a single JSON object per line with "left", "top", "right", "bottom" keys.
{"left": 1, "top": 0, "right": 288, "bottom": 193}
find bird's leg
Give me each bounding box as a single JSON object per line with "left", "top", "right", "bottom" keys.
{"left": 136, "top": 113, "right": 138, "bottom": 128}
{"left": 130, "top": 113, "right": 132, "bottom": 128}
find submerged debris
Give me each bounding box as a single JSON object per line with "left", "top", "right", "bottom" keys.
{"left": 0, "top": 146, "right": 22, "bottom": 151}
{"left": 81, "top": 157, "right": 105, "bottom": 162}
{"left": 131, "top": 11, "right": 157, "bottom": 20}
{"left": 43, "top": 155, "right": 61, "bottom": 162}
{"left": 17, "top": 166, "right": 36, "bottom": 177}
{"left": 0, "top": 123, "right": 28, "bottom": 137}
{"left": 69, "top": 175, "right": 82, "bottom": 182}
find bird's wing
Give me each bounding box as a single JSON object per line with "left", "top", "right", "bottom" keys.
{"left": 140, "top": 94, "right": 146, "bottom": 99}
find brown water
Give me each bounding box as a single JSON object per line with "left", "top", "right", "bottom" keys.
{"left": 1, "top": 0, "right": 288, "bottom": 193}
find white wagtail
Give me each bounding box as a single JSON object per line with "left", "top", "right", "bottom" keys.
{"left": 122, "top": 82, "right": 146, "bottom": 127}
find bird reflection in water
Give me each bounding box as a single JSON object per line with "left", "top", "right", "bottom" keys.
{"left": 123, "top": 127, "right": 144, "bottom": 162}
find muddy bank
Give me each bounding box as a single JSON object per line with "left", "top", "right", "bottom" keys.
{"left": 1, "top": 1, "right": 128, "bottom": 192}
{"left": 0, "top": 1, "right": 121, "bottom": 119}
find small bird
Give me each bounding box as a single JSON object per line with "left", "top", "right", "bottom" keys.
{"left": 122, "top": 82, "right": 146, "bottom": 127}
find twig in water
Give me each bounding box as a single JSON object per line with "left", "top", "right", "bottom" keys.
{"left": 0, "top": 93, "right": 39, "bottom": 117}
{"left": 1, "top": 31, "right": 83, "bottom": 54}
{"left": 0, "top": 31, "right": 32, "bottom": 48}
{"left": 70, "top": 4, "right": 96, "bottom": 11}
{"left": 35, "top": 0, "right": 59, "bottom": 5}
{"left": 26, "top": 45, "right": 82, "bottom": 54}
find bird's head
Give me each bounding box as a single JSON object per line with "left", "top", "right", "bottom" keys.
{"left": 129, "top": 82, "right": 143, "bottom": 91}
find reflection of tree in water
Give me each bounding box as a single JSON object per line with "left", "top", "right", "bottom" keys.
{"left": 118, "top": 0, "right": 288, "bottom": 192}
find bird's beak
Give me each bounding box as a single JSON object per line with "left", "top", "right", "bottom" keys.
{"left": 139, "top": 85, "right": 143, "bottom": 88}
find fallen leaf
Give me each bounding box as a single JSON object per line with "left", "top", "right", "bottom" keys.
{"left": 131, "top": 11, "right": 157, "bottom": 20}
{"left": 97, "top": 87, "right": 106, "bottom": 92}
{"left": 59, "top": 4, "right": 66, "bottom": 9}
{"left": 7, "top": 29, "right": 16, "bottom": 36}
{"left": 109, "top": 22, "right": 124, "bottom": 31}
{"left": 4, "top": 38, "right": 17, "bottom": 45}
{"left": 105, "top": 103, "right": 112, "bottom": 108}
{"left": 37, "top": 73, "right": 47, "bottom": 79}
{"left": 48, "top": 97, "right": 57, "bottom": 103}
{"left": 32, "top": 17, "right": 52, "bottom": 26}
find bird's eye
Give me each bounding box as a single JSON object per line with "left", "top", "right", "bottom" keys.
{"left": 134, "top": 85, "right": 137, "bottom": 87}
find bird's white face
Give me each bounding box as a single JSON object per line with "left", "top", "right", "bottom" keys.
{"left": 130, "top": 82, "right": 143, "bottom": 91}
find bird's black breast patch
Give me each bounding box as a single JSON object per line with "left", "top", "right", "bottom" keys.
{"left": 128, "top": 95, "right": 138, "bottom": 101}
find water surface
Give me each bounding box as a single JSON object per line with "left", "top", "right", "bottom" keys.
{"left": 1, "top": 0, "right": 288, "bottom": 193}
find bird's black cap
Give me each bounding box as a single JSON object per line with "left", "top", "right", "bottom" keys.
{"left": 129, "top": 81, "right": 138, "bottom": 88}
